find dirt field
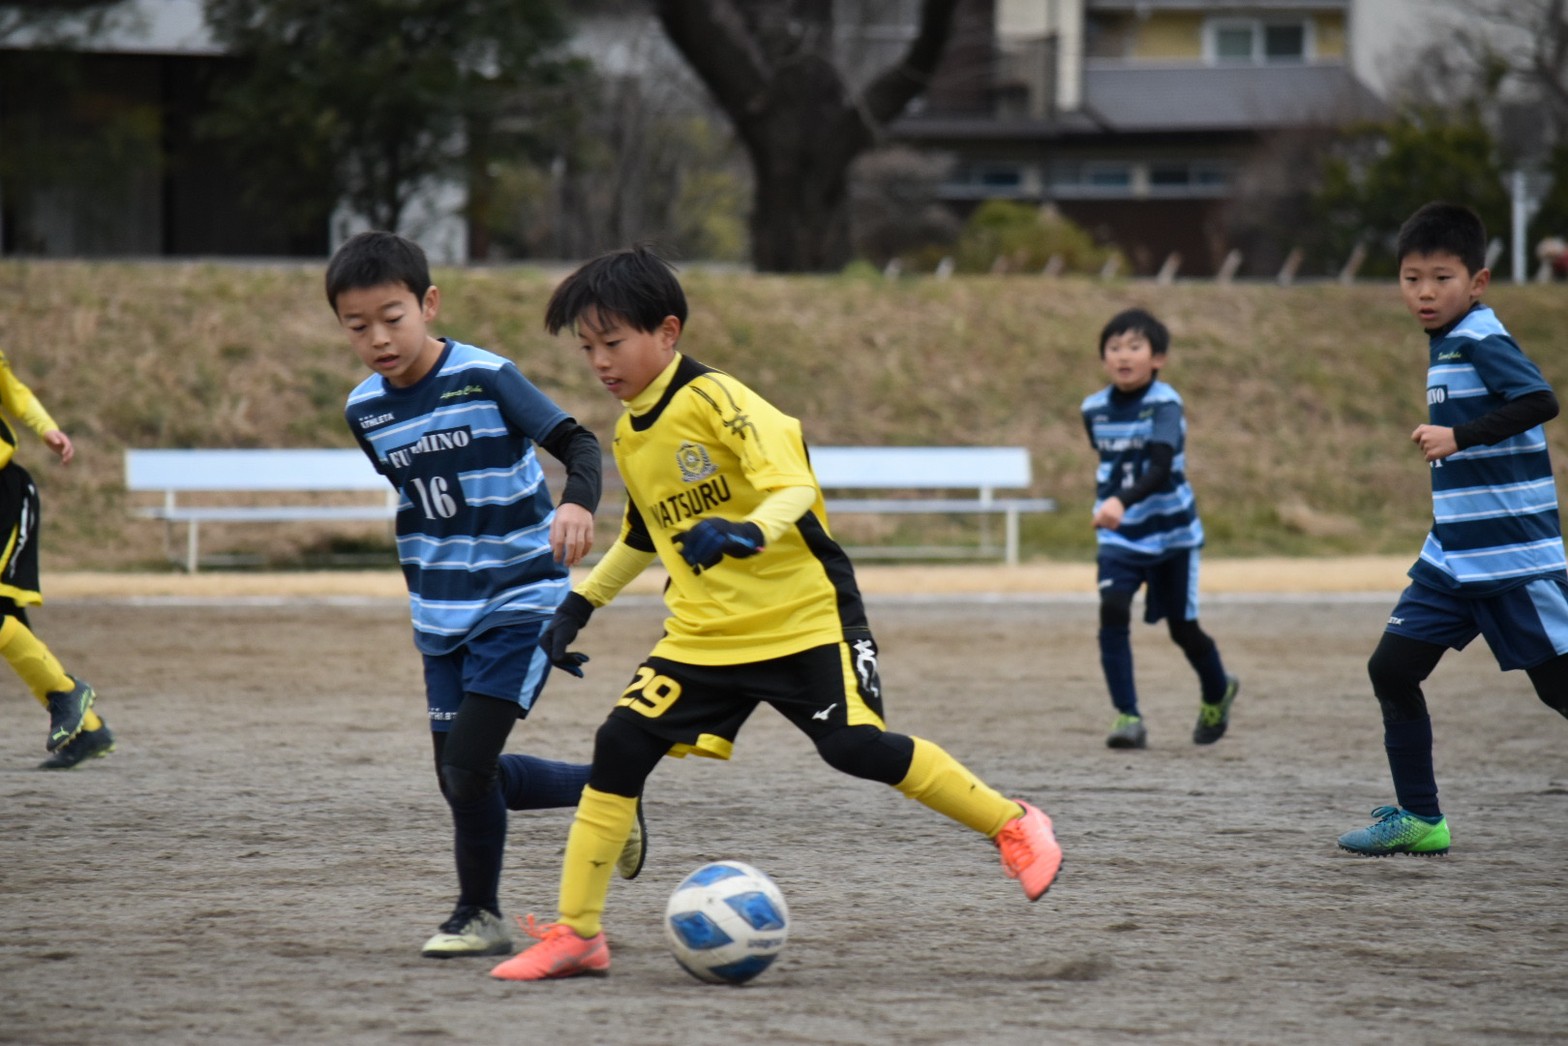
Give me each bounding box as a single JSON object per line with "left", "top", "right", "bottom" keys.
{"left": 3, "top": 566, "right": 1566, "bottom": 1045}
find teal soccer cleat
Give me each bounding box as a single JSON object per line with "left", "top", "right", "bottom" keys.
{"left": 1338, "top": 805, "right": 1450, "bottom": 856}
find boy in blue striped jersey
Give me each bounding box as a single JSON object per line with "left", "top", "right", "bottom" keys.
{"left": 1081, "top": 309, "right": 1238, "bottom": 750}
{"left": 329, "top": 232, "right": 643, "bottom": 958}
{"left": 1339, "top": 202, "right": 1568, "bottom": 857}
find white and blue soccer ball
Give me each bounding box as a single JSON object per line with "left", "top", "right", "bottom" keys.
{"left": 663, "top": 860, "right": 790, "bottom": 985}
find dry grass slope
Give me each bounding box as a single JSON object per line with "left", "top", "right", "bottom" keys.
{"left": 4, "top": 259, "right": 1567, "bottom": 571}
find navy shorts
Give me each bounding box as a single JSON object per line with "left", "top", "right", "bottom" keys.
{"left": 1098, "top": 548, "right": 1201, "bottom": 625}
{"left": 607, "top": 631, "right": 889, "bottom": 760}
{"left": 421, "top": 619, "right": 553, "bottom": 732}
{"left": 1385, "top": 576, "right": 1568, "bottom": 671}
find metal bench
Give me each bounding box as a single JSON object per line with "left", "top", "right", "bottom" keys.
{"left": 124, "top": 449, "right": 396, "bottom": 572}
{"left": 811, "top": 446, "right": 1054, "bottom": 565}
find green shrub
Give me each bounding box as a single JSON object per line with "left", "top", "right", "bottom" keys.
{"left": 954, "top": 201, "right": 1119, "bottom": 274}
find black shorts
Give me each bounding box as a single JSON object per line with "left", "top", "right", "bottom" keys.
{"left": 0, "top": 464, "right": 41, "bottom": 607}
{"left": 608, "top": 631, "right": 889, "bottom": 759}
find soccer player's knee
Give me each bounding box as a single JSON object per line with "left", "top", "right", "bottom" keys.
{"left": 813, "top": 725, "right": 909, "bottom": 783}
{"left": 593, "top": 717, "right": 645, "bottom": 765}
{"left": 1525, "top": 654, "right": 1568, "bottom": 719}
{"left": 1099, "top": 592, "right": 1132, "bottom": 631}
{"left": 1167, "top": 619, "right": 1211, "bottom": 656}
{"left": 1530, "top": 681, "right": 1568, "bottom": 719}
{"left": 1366, "top": 643, "right": 1410, "bottom": 692}
{"left": 439, "top": 762, "right": 496, "bottom": 806}
{"left": 1538, "top": 691, "right": 1568, "bottom": 719}
{"left": 1367, "top": 644, "right": 1428, "bottom": 721}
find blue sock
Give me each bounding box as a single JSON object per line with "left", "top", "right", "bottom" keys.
{"left": 497, "top": 754, "right": 590, "bottom": 810}
{"left": 1383, "top": 716, "right": 1441, "bottom": 818}
{"left": 1099, "top": 627, "right": 1139, "bottom": 716}
{"left": 447, "top": 783, "right": 506, "bottom": 912}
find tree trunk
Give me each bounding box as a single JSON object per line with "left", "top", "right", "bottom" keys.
{"left": 655, "top": 0, "right": 961, "bottom": 273}
{"left": 749, "top": 161, "right": 852, "bottom": 272}
{"left": 740, "top": 63, "right": 862, "bottom": 272}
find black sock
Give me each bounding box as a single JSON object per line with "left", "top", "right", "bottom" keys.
{"left": 1384, "top": 716, "right": 1441, "bottom": 818}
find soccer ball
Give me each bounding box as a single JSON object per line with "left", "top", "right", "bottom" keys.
{"left": 663, "top": 860, "right": 789, "bottom": 985}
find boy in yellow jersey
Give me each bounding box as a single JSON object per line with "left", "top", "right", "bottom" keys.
{"left": 491, "top": 245, "right": 1063, "bottom": 982}
{"left": 0, "top": 350, "right": 111, "bottom": 769}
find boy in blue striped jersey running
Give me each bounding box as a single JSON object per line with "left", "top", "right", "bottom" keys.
{"left": 1339, "top": 202, "right": 1568, "bottom": 857}
{"left": 1081, "top": 309, "right": 1238, "bottom": 750}
{"left": 330, "top": 232, "right": 643, "bottom": 959}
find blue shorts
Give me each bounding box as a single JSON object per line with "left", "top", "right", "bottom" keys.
{"left": 422, "top": 620, "right": 553, "bottom": 732}
{"left": 1385, "top": 576, "right": 1568, "bottom": 671}
{"left": 1098, "top": 548, "right": 1201, "bottom": 625}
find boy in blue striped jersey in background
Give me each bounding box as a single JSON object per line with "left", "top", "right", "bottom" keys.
{"left": 330, "top": 232, "right": 643, "bottom": 958}
{"left": 1339, "top": 202, "right": 1568, "bottom": 857}
{"left": 1081, "top": 309, "right": 1238, "bottom": 750}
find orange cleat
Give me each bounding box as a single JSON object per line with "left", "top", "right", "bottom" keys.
{"left": 995, "top": 801, "right": 1063, "bottom": 901}
{"left": 489, "top": 915, "right": 610, "bottom": 981}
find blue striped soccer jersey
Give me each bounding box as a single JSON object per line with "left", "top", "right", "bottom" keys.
{"left": 345, "top": 338, "right": 573, "bottom": 654}
{"left": 1081, "top": 379, "right": 1203, "bottom": 562}
{"left": 1411, "top": 305, "right": 1565, "bottom": 596}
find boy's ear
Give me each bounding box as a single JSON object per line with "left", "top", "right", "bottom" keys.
{"left": 658, "top": 314, "right": 682, "bottom": 347}
{"left": 1470, "top": 267, "right": 1491, "bottom": 297}
{"left": 422, "top": 285, "right": 441, "bottom": 320}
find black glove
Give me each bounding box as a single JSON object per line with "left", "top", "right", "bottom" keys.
{"left": 672, "top": 519, "right": 765, "bottom": 573}
{"left": 540, "top": 592, "right": 595, "bottom": 677}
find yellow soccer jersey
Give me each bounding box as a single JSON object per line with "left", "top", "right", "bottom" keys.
{"left": 607, "top": 353, "right": 868, "bottom": 664}
{"left": 0, "top": 349, "right": 60, "bottom": 472}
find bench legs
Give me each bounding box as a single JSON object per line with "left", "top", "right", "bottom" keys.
{"left": 186, "top": 520, "right": 200, "bottom": 573}
{"left": 164, "top": 518, "right": 201, "bottom": 572}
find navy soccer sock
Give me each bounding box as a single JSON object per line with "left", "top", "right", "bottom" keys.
{"left": 497, "top": 753, "right": 591, "bottom": 810}
{"left": 1383, "top": 715, "right": 1441, "bottom": 818}
{"left": 1098, "top": 627, "right": 1139, "bottom": 715}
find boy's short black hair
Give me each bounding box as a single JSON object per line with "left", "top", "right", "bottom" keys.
{"left": 544, "top": 244, "right": 688, "bottom": 336}
{"left": 324, "top": 231, "right": 432, "bottom": 311}
{"left": 1395, "top": 202, "right": 1487, "bottom": 275}
{"left": 1098, "top": 308, "right": 1169, "bottom": 358}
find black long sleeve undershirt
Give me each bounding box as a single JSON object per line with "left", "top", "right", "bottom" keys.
{"left": 1452, "top": 390, "right": 1559, "bottom": 450}
{"left": 1117, "top": 442, "right": 1174, "bottom": 507}
{"left": 539, "top": 419, "right": 602, "bottom": 513}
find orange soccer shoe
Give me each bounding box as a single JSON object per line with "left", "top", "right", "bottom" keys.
{"left": 489, "top": 916, "right": 610, "bottom": 981}
{"left": 995, "top": 801, "right": 1063, "bottom": 901}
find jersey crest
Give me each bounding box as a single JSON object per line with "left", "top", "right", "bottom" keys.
{"left": 676, "top": 441, "right": 718, "bottom": 483}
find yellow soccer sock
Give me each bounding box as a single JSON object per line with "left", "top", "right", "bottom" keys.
{"left": 894, "top": 736, "right": 1024, "bottom": 838}
{"left": 0, "top": 616, "right": 72, "bottom": 702}
{"left": 82, "top": 709, "right": 104, "bottom": 731}
{"left": 557, "top": 786, "right": 639, "bottom": 939}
